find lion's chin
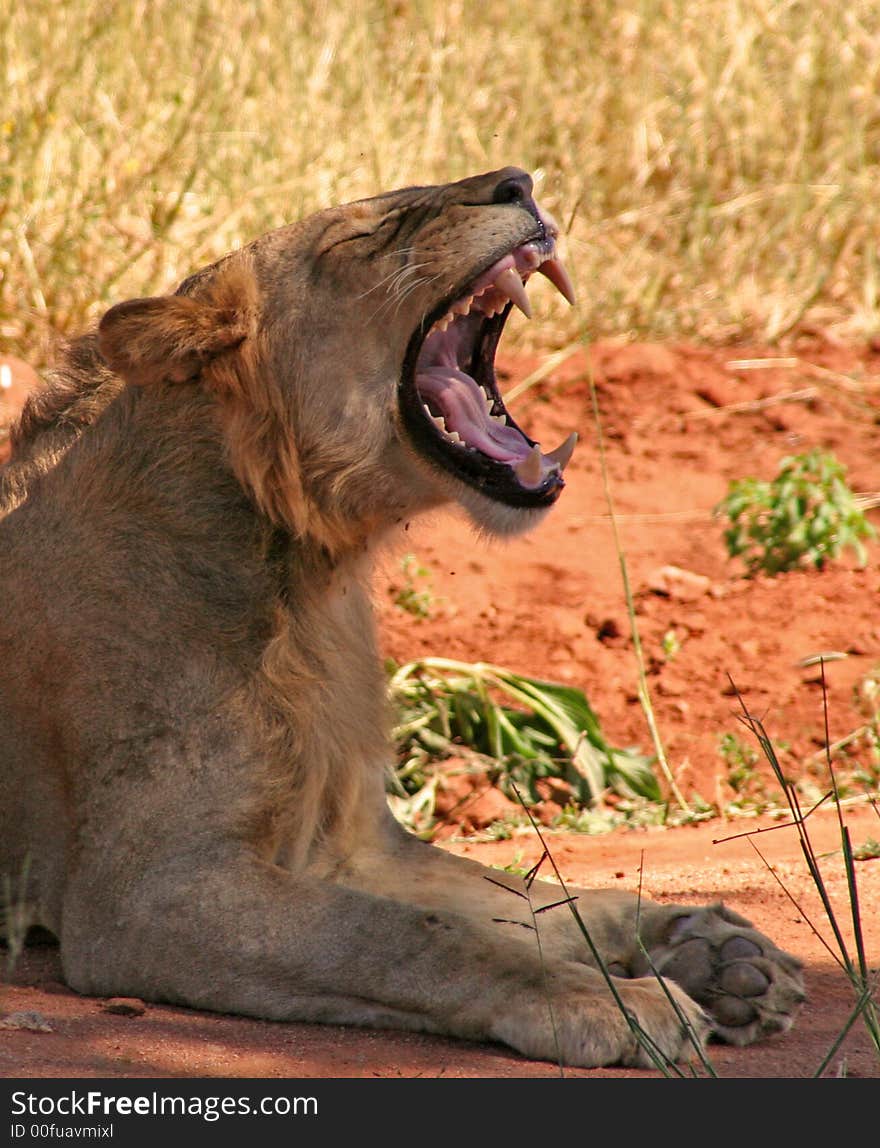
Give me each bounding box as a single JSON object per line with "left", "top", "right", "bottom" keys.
{"left": 445, "top": 478, "right": 555, "bottom": 540}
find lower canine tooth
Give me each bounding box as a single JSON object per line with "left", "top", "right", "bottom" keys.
{"left": 544, "top": 431, "right": 578, "bottom": 471}
{"left": 513, "top": 444, "right": 544, "bottom": 486}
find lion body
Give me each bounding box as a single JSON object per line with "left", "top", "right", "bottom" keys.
{"left": 0, "top": 170, "right": 803, "bottom": 1066}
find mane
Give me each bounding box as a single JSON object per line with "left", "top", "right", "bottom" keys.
{"left": 0, "top": 334, "right": 124, "bottom": 514}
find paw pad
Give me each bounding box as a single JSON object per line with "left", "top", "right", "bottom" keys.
{"left": 720, "top": 936, "right": 762, "bottom": 961}
{"left": 647, "top": 902, "right": 805, "bottom": 1045}
{"left": 659, "top": 937, "right": 713, "bottom": 996}
{"left": 713, "top": 995, "right": 758, "bottom": 1027}
{"left": 719, "top": 961, "right": 770, "bottom": 997}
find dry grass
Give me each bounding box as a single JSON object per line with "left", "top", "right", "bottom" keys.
{"left": 2, "top": 0, "right": 880, "bottom": 365}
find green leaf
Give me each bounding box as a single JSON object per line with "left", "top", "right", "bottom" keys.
{"left": 387, "top": 657, "right": 661, "bottom": 819}
{"left": 717, "top": 449, "right": 875, "bottom": 575}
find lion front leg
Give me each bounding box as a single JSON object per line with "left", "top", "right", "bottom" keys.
{"left": 59, "top": 849, "right": 705, "bottom": 1069}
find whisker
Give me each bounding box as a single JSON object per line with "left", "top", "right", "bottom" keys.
{"left": 355, "top": 248, "right": 423, "bottom": 300}
{"left": 391, "top": 272, "right": 442, "bottom": 316}
{"left": 366, "top": 267, "right": 441, "bottom": 323}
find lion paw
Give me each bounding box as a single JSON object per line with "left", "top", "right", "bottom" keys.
{"left": 633, "top": 901, "right": 805, "bottom": 1046}
{"left": 611, "top": 975, "right": 710, "bottom": 1068}
{"left": 491, "top": 966, "right": 709, "bottom": 1068}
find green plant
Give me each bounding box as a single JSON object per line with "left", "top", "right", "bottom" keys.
{"left": 853, "top": 837, "right": 880, "bottom": 861}
{"left": 387, "top": 657, "right": 658, "bottom": 824}
{"left": 391, "top": 553, "right": 436, "bottom": 620}
{"left": 482, "top": 816, "right": 530, "bottom": 842}
{"left": 795, "top": 669, "right": 880, "bottom": 798}
{"left": 660, "top": 629, "right": 682, "bottom": 661}
{"left": 716, "top": 450, "right": 876, "bottom": 575}
{"left": 492, "top": 851, "right": 531, "bottom": 877}
{"left": 718, "top": 731, "right": 760, "bottom": 793}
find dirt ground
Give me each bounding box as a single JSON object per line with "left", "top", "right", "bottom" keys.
{"left": 1, "top": 339, "right": 879, "bottom": 1079}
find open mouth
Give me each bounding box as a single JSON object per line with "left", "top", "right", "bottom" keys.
{"left": 399, "top": 218, "right": 577, "bottom": 509}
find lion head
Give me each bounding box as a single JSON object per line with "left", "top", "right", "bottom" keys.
{"left": 98, "top": 167, "right": 576, "bottom": 550}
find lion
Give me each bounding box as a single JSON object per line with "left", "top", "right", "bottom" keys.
{"left": 0, "top": 167, "right": 804, "bottom": 1068}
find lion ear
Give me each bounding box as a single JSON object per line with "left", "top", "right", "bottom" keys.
{"left": 98, "top": 294, "right": 250, "bottom": 386}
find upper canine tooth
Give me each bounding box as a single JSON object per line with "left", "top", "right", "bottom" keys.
{"left": 512, "top": 444, "right": 544, "bottom": 487}
{"left": 537, "top": 257, "right": 576, "bottom": 305}
{"left": 494, "top": 266, "right": 532, "bottom": 318}
{"left": 544, "top": 431, "right": 578, "bottom": 472}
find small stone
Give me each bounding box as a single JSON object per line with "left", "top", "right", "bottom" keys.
{"left": 0, "top": 1010, "right": 54, "bottom": 1032}
{"left": 695, "top": 380, "right": 740, "bottom": 408}
{"left": 656, "top": 675, "right": 687, "bottom": 697}
{"left": 647, "top": 565, "right": 711, "bottom": 602}
{"left": 596, "top": 617, "right": 622, "bottom": 642}
{"left": 101, "top": 997, "right": 147, "bottom": 1017}
{"left": 736, "top": 639, "right": 761, "bottom": 659}
{"left": 43, "top": 981, "right": 74, "bottom": 996}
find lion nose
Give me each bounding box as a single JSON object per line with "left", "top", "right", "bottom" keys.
{"left": 491, "top": 171, "right": 534, "bottom": 207}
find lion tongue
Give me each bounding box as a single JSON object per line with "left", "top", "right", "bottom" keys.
{"left": 417, "top": 366, "right": 530, "bottom": 462}
{"left": 416, "top": 365, "right": 578, "bottom": 487}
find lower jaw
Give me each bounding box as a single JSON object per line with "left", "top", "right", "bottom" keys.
{"left": 411, "top": 440, "right": 561, "bottom": 519}
{"left": 449, "top": 477, "right": 558, "bottom": 538}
